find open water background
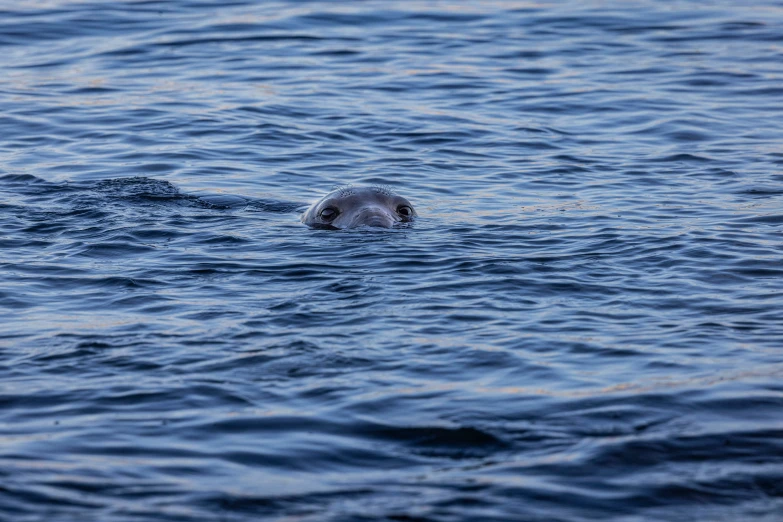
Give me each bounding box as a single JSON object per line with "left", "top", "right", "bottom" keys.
{"left": 2, "top": 1, "right": 783, "bottom": 520}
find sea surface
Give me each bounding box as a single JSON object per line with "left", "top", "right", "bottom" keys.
{"left": 1, "top": 1, "right": 783, "bottom": 521}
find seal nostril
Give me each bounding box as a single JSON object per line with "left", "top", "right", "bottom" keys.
{"left": 354, "top": 208, "right": 395, "bottom": 228}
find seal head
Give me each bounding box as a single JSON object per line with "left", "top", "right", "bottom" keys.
{"left": 301, "top": 186, "right": 417, "bottom": 229}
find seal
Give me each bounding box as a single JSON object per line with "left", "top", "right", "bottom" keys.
{"left": 301, "top": 186, "right": 417, "bottom": 229}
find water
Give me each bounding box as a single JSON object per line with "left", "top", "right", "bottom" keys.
{"left": 2, "top": 1, "right": 783, "bottom": 520}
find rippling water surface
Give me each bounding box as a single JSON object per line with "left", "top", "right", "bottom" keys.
{"left": 2, "top": 1, "right": 783, "bottom": 520}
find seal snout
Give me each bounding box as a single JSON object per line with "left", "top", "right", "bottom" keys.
{"left": 353, "top": 207, "right": 396, "bottom": 228}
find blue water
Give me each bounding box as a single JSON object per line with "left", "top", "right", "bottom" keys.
{"left": 2, "top": 1, "right": 783, "bottom": 520}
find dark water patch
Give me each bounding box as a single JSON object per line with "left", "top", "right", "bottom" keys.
{"left": 361, "top": 424, "right": 507, "bottom": 459}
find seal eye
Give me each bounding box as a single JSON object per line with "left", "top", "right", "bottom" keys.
{"left": 319, "top": 207, "right": 339, "bottom": 221}
{"left": 397, "top": 205, "right": 413, "bottom": 218}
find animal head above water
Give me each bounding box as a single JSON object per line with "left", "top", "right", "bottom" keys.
{"left": 301, "top": 186, "right": 417, "bottom": 229}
